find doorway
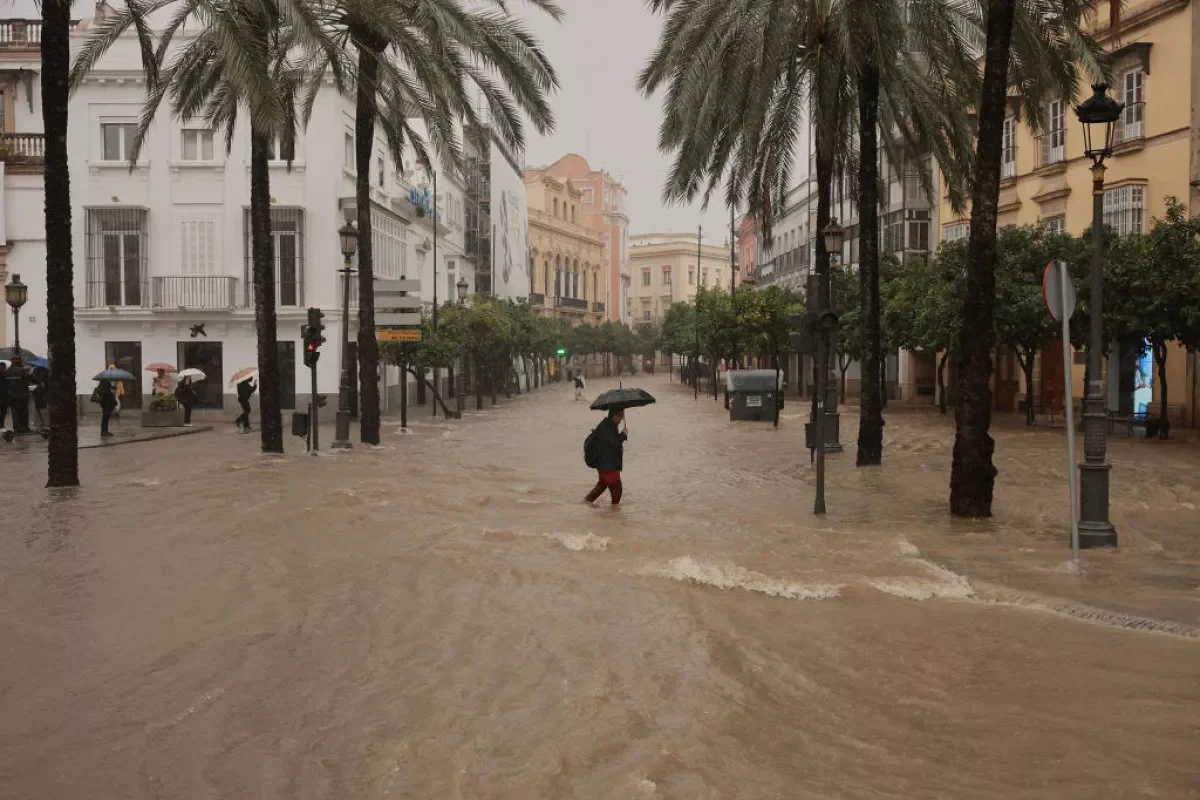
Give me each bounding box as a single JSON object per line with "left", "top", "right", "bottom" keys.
{"left": 104, "top": 341, "right": 143, "bottom": 410}
{"left": 177, "top": 341, "right": 224, "bottom": 408}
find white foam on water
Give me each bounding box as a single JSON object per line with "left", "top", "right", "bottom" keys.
{"left": 542, "top": 532, "right": 610, "bottom": 552}
{"left": 635, "top": 778, "right": 657, "bottom": 797}
{"left": 1181, "top": 502, "right": 1196, "bottom": 510}
{"left": 974, "top": 583, "right": 1200, "bottom": 640}
{"left": 643, "top": 556, "right": 841, "bottom": 601}
{"left": 896, "top": 539, "right": 920, "bottom": 557}
{"left": 869, "top": 555, "right": 974, "bottom": 601}
{"left": 124, "top": 478, "right": 160, "bottom": 487}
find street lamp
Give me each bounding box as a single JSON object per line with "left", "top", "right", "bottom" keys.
{"left": 456, "top": 275, "right": 468, "bottom": 414}
{"left": 820, "top": 219, "right": 843, "bottom": 453}
{"left": 811, "top": 219, "right": 844, "bottom": 515}
{"left": 1074, "top": 83, "right": 1123, "bottom": 548}
{"left": 333, "top": 221, "right": 358, "bottom": 450}
{"left": 5, "top": 273, "right": 27, "bottom": 351}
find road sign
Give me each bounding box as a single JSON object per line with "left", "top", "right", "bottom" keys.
{"left": 1042, "top": 260, "right": 1076, "bottom": 322}
{"left": 375, "top": 295, "right": 422, "bottom": 310}
{"left": 375, "top": 312, "right": 422, "bottom": 327}
{"left": 378, "top": 328, "right": 421, "bottom": 342}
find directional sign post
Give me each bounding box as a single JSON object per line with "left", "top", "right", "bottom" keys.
{"left": 1043, "top": 260, "right": 1080, "bottom": 566}
{"left": 376, "top": 278, "right": 422, "bottom": 341}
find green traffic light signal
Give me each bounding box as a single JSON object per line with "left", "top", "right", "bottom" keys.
{"left": 556, "top": 348, "right": 566, "bottom": 356}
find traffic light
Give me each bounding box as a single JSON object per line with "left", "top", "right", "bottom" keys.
{"left": 303, "top": 307, "right": 326, "bottom": 368}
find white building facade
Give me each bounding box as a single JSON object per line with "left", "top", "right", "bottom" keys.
{"left": 2, "top": 18, "right": 475, "bottom": 416}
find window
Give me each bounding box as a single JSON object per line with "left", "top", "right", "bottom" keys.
{"left": 344, "top": 133, "right": 354, "bottom": 170}
{"left": 642, "top": 268, "right": 651, "bottom": 287}
{"left": 1103, "top": 185, "right": 1145, "bottom": 236}
{"left": 266, "top": 136, "right": 295, "bottom": 162}
{"left": 446, "top": 260, "right": 456, "bottom": 302}
{"left": 372, "top": 209, "right": 407, "bottom": 279}
{"left": 377, "top": 155, "right": 385, "bottom": 187}
{"left": 943, "top": 221, "right": 969, "bottom": 243}
{"left": 581, "top": 187, "right": 594, "bottom": 205}
{"left": 688, "top": 266, "right": 695, "bottom": 285}
{"left": 244, "top": 208, "right": 304, "bottom": 306}
{"left": 662, "top": 265, "right": 671, "bottom": 285}
{"left": 180, "top": 219, "right": 216, "bottom": 275}
{"left": 908, "top": 215, "right": 930, "bottom": 252}
{"left": 882, "top": 210, "right": 905, "bottom": 253}
{"left": 553, "top": 198, "right": 559, "bottom": 217}
{"left": 701, "top": 268, "right": 708, "bottom": 287}
{"left": 1001, "top": 117, "right": 1016, "bottom": 178}
{"left": 1041, "top": 100, "right": 1065, "bottom": 165}
{"left": 1041, "top": 215, "right": 1066, "bottom": 235}
{"left": 86, "top": 208, "right": 147, "bottom": 307}
{"left": 643, "top": 309, "right": 652, "bottom": 322}
{"left": 571, "top": 205, "right": 576, "bottom": 223}
{"left": 181, "top": 128, "right": 214, "bottom": 162}
{"left": 101, "top": 122, "right": 137, "bottom": 161}
{"left": 1118, "top": 69, "right": 1144, "bottom": 142}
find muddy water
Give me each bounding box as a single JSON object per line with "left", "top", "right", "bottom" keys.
{"left": 2, "top": 375, "right": 1199, "bottom": 798}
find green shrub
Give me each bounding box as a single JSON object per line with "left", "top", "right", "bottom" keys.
{"left": 148, "top": 394, "right": 179, "bottom": 412}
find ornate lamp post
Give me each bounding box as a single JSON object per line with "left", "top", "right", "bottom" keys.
{"left": 1074, "top": 84, "right": 1123, "bottom": 548}
{"left": 333, "top": 221, "right": 358, "bottom": 450}
{"left": 813, "top": 219, "right": 843, "bottom": 515}
{"left": 456, "top": 276, "right": 469, "bottom": 414}
{"left": 5, "top": 273, "right": 27, "bottom": 351}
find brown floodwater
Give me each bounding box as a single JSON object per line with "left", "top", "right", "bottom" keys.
{"left": 2, "top": 374, "right": 1199, "bottom": 799}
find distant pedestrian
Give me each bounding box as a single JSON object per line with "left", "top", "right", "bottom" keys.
{"left": 152, "top": 368, "right": 174, "bottom": 397}
{"left": 175, "top": 377, "right": 198, "bottom": 427}
{"left": 583, "top": 408, "right": 628, "bottom": 506}
{"left": 574, "top": 374, "right": 586, "bottom": 401}
{"left": 93, "top": 378, "right": 118, "bottom": 438}
{"left": 234, "top": 376, "right": 257, "bottom": 433}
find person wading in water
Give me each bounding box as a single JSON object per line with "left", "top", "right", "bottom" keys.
{"left": 583, "top": 408, "right": 628, "bottom": 506}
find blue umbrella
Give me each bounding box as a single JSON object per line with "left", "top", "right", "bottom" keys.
{"left": 26, "top": 357, "right": 49, "bottom": 369}
{"left": 93, "top": 368, "right": 137, "bottom": 382}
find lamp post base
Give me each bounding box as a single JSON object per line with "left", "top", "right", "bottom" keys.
{"left": 824, "top": 412, "right": 842, "bottom": 453}
{"left": 332, "top": 409, "right": 353, "bottom": 450}
{"left": 1078, "top": 460, "right": 1116, "bottom": 548}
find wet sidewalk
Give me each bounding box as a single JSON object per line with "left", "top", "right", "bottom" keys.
{"left": 1, "top": 421, "right": 212, "bottom": 452}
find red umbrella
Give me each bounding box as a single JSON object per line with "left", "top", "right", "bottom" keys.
{"left": 145, "top": 362, "right": 177, "bottom": 373}
{"left": 228, "top": 366, "right": 259, "bottom": 387}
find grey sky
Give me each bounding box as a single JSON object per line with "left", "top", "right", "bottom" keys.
{"left": 518, "top": 0, "right": 738, "bottom": 244}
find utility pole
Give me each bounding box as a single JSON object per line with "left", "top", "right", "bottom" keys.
{"left": 695, "top": 224, "right": 701, "bottom": 400}
{"left": 432, "top": 169, "right": 439, "bottom": 418}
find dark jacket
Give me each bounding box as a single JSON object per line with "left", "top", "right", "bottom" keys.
{"left": 591, "top": 417, "right": 627, "bottom": 472}
{"left": 236, "top": 379, "right": 257, "bottom": 403}
{"left": 31, "top": 372, "right": 47, "bottom": 409}
{"left": 96, "top": 380, "right": 118, "bottom": 411}
{"left": 175, "top": 381, "right": 198, "bottom": 408}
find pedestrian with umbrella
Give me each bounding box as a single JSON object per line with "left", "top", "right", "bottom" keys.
{"left": 230, "top": 368, "right": 258, "bottom": 433}
{"left": 583, "top": 387, "right": 656, "bottom": 506}
{"left": 175, "top": 376, "right": 199, "bottom": 427}
{"left": 91, "top": 368, "right": 135, "bottom": 438}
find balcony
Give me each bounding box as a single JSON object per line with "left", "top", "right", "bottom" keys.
{"left": 1115, "top": 102, "right": 1145, "bottom": 147}
{"left": 554, "top": 295, "right": 588, "bottom": 311}
{"left": 86, "top": 281, "right": 149, "bottom": 309}
{"left": 151, "top": 276, "right": 239, "bottom": 309}
{"left": 592, "top": 301, "right": 605, "bottom": 314}
{"left": 0, "top": 133, "right": 45, "bottom": 171}
{"left": 1035, "top": 131, "right": 1066, "bottom": 171}
{"left": 529, "top": 292, "right": 545, "bottom": 306}
{"left": 0, "top": 20, "right": 42, "bottom": 50}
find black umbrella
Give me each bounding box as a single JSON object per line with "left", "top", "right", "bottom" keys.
{"left": 0, "top": 346, "right": 39, "bottom": 362}
{"left": 589, "top": 387, "right": 656, "bottom": 412}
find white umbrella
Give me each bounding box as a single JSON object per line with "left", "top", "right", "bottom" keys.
{"left": 176, "top": 368, "right": 207, "bottom": 382}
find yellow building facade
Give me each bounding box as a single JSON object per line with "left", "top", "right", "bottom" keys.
{"left": 937, "top": 0, "right": 1200, "bottom": 423}
{"left": 524, "top": 172, "right": 607, "bottom": 324}
{"left": 628, "top": 233, "right": 732, "bottom": 326}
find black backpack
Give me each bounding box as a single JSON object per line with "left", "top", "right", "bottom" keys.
{"left": 583, "top": 429, "right": 599, "bottom": 468}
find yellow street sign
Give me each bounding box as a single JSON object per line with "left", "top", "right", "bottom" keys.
{"left": 378, "top": 328, "right": 421, "bottom": 342}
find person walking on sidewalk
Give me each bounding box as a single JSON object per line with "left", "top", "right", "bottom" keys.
{"left": 95, "top": 379, "right": 118, "bottom": 438}
{"left": 175, "top": 377, "right": 198, "bottom": 427}
{"left": 584, "top": 408, "right": 628, "bottom": 506}
{"left": 234, "top": 376, "right": 257, "bottom": 433}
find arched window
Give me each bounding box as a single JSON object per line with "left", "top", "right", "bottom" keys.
{"left": 553, "top": 198, "right": 559, "bottom": 217}
{"left": 544, "top": 262, "right": 550, "bottom": 296}
{"left": 593, "top": 272, "right": 598, "bottom": 305}
{"left": 571, "top": 205, "right": 576, "bottom": 223}
{"left": 555, "top": 255, "right": 562, "bottom": 297}
{"left": 573, "top": 258, "right": 580, "bottom": 298}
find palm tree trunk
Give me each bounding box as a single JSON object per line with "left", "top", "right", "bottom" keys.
{"left": 949, "top": 0, "right": 1016, "bottom": 516}
{"left": 856, "top": 61, "right": 884, "bottom": 466}
{"left": 42, "top": 0, "right": 78, "bottom": 487}
{"left": 250, "top": 130, "right": 283, "bottom": 453}
{"left": 937, "top": 351, "right": 949, "bottom": 413}
{"left": 355, "top": 43, "right": 382, "bottom": 445}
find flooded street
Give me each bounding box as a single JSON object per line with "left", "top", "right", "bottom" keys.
{"left": 2, "top": 374, "right": 1199, "bottom": 799}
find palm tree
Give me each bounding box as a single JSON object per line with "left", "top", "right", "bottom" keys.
{"left": 320, "top": 0, "right": 560, "bottom": 445}
{"left": 72, "top": 0, "right": 345, "bottom": 454}
{"left": 949, "top": 0, "right": 1104, "bottom": 516}
{"left": 640, "top": 0, "right": 977, "bottom": 464}
{"left": 43, "top": 0, "right": 78, "bottom": 487}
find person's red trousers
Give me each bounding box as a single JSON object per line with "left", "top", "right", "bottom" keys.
{"left": 585, "top": 470, "right": 622, "bottom": 505}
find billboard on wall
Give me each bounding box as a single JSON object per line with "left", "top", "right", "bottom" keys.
{"left": 490, "top": 142, "right": 529, "bottom": 301}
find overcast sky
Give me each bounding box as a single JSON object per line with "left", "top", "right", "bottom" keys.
{"left": 19, "top": 0, "right": 745, "bottom": 242}
{"left": 517, "top": 0, "right": 738, "bottom": 243}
